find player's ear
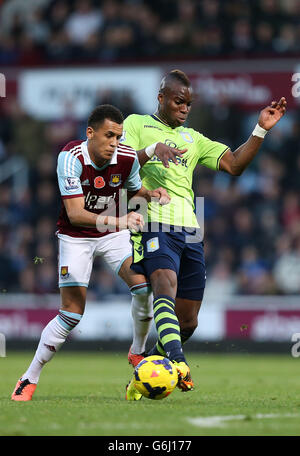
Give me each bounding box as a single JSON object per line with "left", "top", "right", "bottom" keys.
{"left": 86, "top": 126, "right": 94, "bottom": 139}
{"left": 158, "top": 92, "right": 164, "bottom": 106}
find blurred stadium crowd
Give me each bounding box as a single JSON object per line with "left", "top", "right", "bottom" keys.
{"left": 1, "top": 0, "right": 300, "bottom": 64}
{"left": 1, "top": 0, "right": 300, "bottom": 300}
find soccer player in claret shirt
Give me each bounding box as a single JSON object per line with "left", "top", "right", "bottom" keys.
{"left": 123, "top": 69, "right": 286, "bottom": 397}
{"left": 11, "top": 104, "right": 170, "bottom": 401}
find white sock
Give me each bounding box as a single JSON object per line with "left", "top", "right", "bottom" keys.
{"left": 130, "top": 291, "right": 153, "bottom": 354}
{"left": 22, "top": 312, "right": 81, "bottom": 384}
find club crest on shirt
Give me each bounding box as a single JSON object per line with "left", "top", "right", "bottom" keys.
{"left": 180, "top": 131, "right": 194, "bottom": 143}
{"left": 109, "top": 174, "right": 122, "bottom": 187}
{"left": 60, "top": 266, "right": 69, "bottom": 279}
{"left": 147, "top": 237, "right": 159, "bottom": 253}
{"left": 94, "top": 176, "right": 105, "bottom": 189}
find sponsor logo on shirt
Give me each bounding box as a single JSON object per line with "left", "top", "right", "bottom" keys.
{"left": 150, "top": 155, "right": 188, "bottom": 168}
{"left": 165, "top": 139, "right": 177, "bottom": 148}
{"left": 144, "top": 125, "right": 163, "bottom": 131}
{"left": 85, "top": 191, "right": 116, "bottom": 210}
{"left": 81, "top": 179, "right": 90, "bottom": 186}
{"left": 64, "top": 177, "right": 81, "bottom": 192}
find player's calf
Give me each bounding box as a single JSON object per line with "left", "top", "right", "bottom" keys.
{"left": 180, "top": 327, "right": 196, "bottom": 345}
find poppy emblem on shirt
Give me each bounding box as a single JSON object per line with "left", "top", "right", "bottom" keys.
{"left": 109, "top": 174, "right": 122, "bottom": 187}
{"left": 94, "top": 176, "right": 105, "bottom": 189}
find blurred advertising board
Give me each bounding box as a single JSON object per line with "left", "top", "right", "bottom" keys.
{"left": 1, "top": 295, "right": 299, "bottom": 342}
{"left": 14, "top": 60, "right": 298, "bottom": 121}
{"left": 187, "top": 69, "right": 295, "bottom": 110}
{"left": 226, "top": 310, "right": 300, "bottom": 342}
{"left": 0, "top": 296, "right": 223, "bottom": 341}
{"left": 225, "top": 296, "right": 300, "bottom": 342}
{"left": 0, "top": 308, "right": 58, "bottom": 339}
{"left": 18, "top": 66, "right": 161, "bottom": 120}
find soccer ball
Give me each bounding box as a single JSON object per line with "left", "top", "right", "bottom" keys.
{"left": 133, "top": 355, "right": 178, "bottom": 400}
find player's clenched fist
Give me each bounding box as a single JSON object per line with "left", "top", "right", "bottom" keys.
{"left": 149, "top": 187, "right": 171, "bottom": 205}
{"left": 96, "top": 212, "right": 144, "bottom": 232}
{"left": 120, "top": 211, "right": 144, "bottom": 231}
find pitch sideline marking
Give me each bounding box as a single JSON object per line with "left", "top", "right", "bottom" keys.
{"left": 188, "top": 413, "right": 300, "bottom": 428}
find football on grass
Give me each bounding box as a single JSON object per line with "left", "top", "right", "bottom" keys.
{"left": 133, "top": 355, "right": 178, "bottom": 400}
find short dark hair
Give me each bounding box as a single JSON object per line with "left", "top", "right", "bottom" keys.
{"left": 159, "top": 69, "right": 191, "bottom": 93}
{"left": 88, "top": 104, "right": 124, "bottom": 130}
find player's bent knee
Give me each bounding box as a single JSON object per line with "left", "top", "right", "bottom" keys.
{"left": 60, "top": 299, "right": 85, "bottom": 315}
{"left": 150, "top": 269, "right": 177, "bottom": 294}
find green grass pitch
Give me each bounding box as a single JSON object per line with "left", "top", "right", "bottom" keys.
{"left": 1, "top": 351, "right": 300, "bottom": 436}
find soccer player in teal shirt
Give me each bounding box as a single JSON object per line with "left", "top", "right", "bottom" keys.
{"left": 123, "top": 70, "right": 286, "bottom": 397}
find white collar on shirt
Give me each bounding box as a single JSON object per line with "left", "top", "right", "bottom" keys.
{"left": 81, "top": 140, "right": 118, "bottom": 167}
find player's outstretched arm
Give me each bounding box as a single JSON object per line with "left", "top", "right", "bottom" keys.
{"left": 137, "top": 143, "right": 187, "bottom": 168}
{"left": 219, "top": 97, "right": 287, "bottom": 176}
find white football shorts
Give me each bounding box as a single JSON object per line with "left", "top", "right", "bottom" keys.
{"left": 57, "top": 230, "right": 132, "bottom": 288}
